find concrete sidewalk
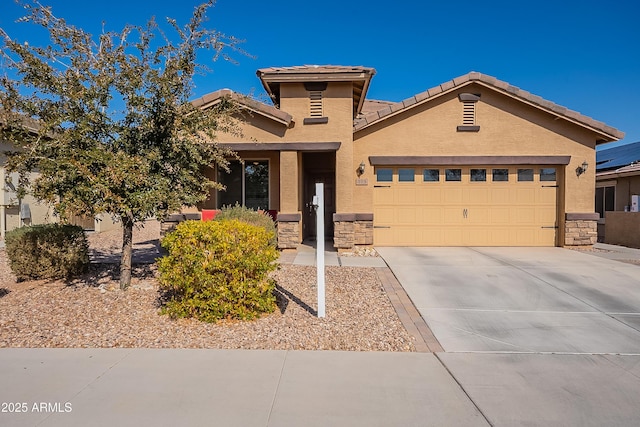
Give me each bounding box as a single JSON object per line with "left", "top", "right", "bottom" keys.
{"left": 284, "top": 240, "right": 387, "bottom": 268}
{"left": 0, "top": 349, "right": 487, "bottom": 427}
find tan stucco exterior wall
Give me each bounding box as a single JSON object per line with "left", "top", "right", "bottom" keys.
{"left": 279, "top": 82, "right": 355, "bottom": 213}
{"left": 605, "top": 211, "right": 640, "bottom": 248}
{"left": 0, "top": 143, "right": 57, "bottom": 236}
{"left": 353, "top": 85, "right": 599, "bottom": 215}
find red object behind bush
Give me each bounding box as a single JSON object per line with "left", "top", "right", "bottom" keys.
{"left": 201, "top": 209, "right": 219, "bottom": 221}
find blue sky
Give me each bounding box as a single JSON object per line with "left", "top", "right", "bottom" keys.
{"left": 2, "top": 0, "right": 638, "bottom": 147}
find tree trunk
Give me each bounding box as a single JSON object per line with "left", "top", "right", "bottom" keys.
{"left": 120, "top": 216, "right": 134, "bottom": 290}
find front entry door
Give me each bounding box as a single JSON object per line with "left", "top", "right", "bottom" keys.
{"left": 304, "top": 173, "right": 335, "bottom": 240}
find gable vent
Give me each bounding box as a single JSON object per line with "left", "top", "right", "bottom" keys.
{"left": 462, "top": 101, "right": 475, "bottom": 125}
{"left": 457, "top": 93, "right": 481, "bottom": 132}
{"left": 310, "top": 91, "right": 323, "bottom": 117}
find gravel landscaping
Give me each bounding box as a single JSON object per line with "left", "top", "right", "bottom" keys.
{"left": 0, "top": 221, "right": 415, "bottom": 351}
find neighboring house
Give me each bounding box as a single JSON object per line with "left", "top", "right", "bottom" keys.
{"left": 595, "top": 141, "right": 640, "bottom": 246}
{"left": 0, "top": 115, "right": 57, "bottom": 238}
{"left": 193, "top": 65, "right": 623, "bottom": 249}
{"left": 0, "top": 120, "right": 117, "bottom": 236}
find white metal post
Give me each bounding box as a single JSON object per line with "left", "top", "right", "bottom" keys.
{"left": 315, "top": 182, "right": 325, "bottom": 318}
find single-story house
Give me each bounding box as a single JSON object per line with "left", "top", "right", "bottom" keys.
{"left": 595, "top": 141, "right": 640, "bottom": 246}
{"left": 194, "top": 65, "right": 624, "bottom": 249}
{"left": 0, "top": 118, "right": 118, "bottom": 236}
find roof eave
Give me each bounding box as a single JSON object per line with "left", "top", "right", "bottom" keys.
{"left": 192, "top": 90, "right": 292, "bottom": 127}
{"left": 354, "top": 75, "right": 624, "bottom": 142}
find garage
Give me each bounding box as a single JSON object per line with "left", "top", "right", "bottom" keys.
{"left": 373, "top": 165, "right": 559, "bottom": 246}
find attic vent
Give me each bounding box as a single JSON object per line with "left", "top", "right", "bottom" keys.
{"left": 457, "top": 93, "right": 481, "bottom": 132}
{"left": 310, "top": 91, "right": 323, "bottom": 117}
{"left": 303, "top": 89, "right": 329, "bottom": 125}
{"left": 462, "top": 101, "right": 475, "bottom": 125}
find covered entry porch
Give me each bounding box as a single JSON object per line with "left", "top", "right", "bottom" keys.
{"left": 204, "top": 142, "right": 340, "bottom": 249}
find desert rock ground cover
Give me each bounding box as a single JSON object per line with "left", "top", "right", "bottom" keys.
{"left": 0, "top": 221, "right": 415, "bottom": 351}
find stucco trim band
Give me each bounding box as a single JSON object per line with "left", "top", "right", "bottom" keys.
{"left": 276, "top": 213, "right": 301, "bottom": 222}
{"left": 369, "top": 155, "right": 571, "bottom": 166}
{"left": 333, "top": 213, "right": 373, "bottom": 221}
{"left": 565, "top": 213, "right": 600, "bottom": 221}
{"left": 220, "top": 142, "right": 341, "bottom": 152}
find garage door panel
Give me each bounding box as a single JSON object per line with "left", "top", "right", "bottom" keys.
{"left": 468, "top": 208, "right": 489, "bottom": 223}
{"left": 467, "top": 227, "right": 490, "bottom": 245}
{"left": 490, "top": 208, "right": 510, "bottom": 224}
{"left": 374, "top": 227, "right": 394, "bottom": 246}
{"left": 468, "top": 188, "right": 489, "bottom": 204}
{"left": 421, "top": 208, "right": 443, "bottom": 224}
{"left": 538, "top": 187, "right": 557, "bottom": 204}
{"left": 444, "top": 189, "right": 463, "bottom": 203}
{"left": 515, "top": 188, "right": 535, "bottom": 203}
{"left": 491, "top": 188, "right": 510, "bottom": 204}
{"left": 375, "top": 207, "right": 395, "bottom": 224}
{"left": 443, "top": 228, "right": 464, "bottom": 245}
{"left": 397, "top": 187, "right": 416, "bottom": 204}
{"left": 514, "top": 207, "right": 536, "bottom": 224}
{"left": 373, "top": 165, "right": 558, "bottom": 246}
{"left": 419, "top": 188, "right": 442, "bottom": 204}
{"left": 397, "top": 208, "right": 417, "bottom": 224}
{"left": 396, "top": 227, "right": 419, "bottom": 245}
{"left": 443, "top": 207, "right": 464, "bottom": 224}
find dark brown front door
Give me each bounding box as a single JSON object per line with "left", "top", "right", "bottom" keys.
{"left": 304, "top": 172, "right": 335, "bottom": 240}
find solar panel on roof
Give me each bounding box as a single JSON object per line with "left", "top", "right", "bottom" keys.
{"left": 596, "top": 141, "right": 640, "bottom": 171}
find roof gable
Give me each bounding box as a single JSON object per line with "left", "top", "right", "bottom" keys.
{"left": 354, "top": 72, "right": 624, "bottom": 142}
{"left": 192, "top": 89, "right": 293, "bottom": 127}
{"left": 256, "top": 65, "right": 376, "bottom": 119}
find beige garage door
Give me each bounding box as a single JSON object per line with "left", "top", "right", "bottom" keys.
{"left": 373, "top": 166, "right": 558, "bottom": 246}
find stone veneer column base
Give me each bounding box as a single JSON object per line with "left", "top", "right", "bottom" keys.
{"left": 333, "top": 213, "right": 373, "bottom": 249}
{"left": 564, "top": 213, "right": 599, "bottom": 246}
{"left": 277, "top": 213, "right": 301, "bottom": 249}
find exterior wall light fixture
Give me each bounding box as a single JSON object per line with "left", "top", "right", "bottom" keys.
{"left": 576, "top": 160, "right": 589, "bottom": 176}
{"left": 357, "top": 161, "right": 366, "bottom": 176}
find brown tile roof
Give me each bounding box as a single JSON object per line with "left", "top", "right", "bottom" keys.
{"left": 257, "top": 65, "right": 376, "bottom": 74}
{"left": 257, "top": 65, "right": 376, "bottom": 119}
{"left": 191, "top": 89, "right": 293, "bottom": 126}
{"left": 353, "top": 72, "right": 624, "bottom": 142}
{"left": 360, "top": 99, "right": 394, "bottom": 114}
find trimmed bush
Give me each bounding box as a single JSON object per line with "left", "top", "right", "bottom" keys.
{"left": 158, "top": 219, "right": 279, "bottom": 322}
{"left": 5, "top": 224, "right": 89, "bottom": 281}
{"left": 214, "top": 204, "right": 277, "bottom": 247}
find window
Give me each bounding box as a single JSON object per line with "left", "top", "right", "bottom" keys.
{"left": 423, "top": 169, "right": 439, "bottom": 182}
{"left": 398, "top": 169, "right": 415, "bottom": 182}
{"left": 540, "top": 168, "right": 557, "bottom": 182}
{"left": 595, "top": 186, "right": 615, "bottom": 218}
{"left": 470, "top": 169, "right": 486, "bottom": 182}
{"left": 218, "top": 160, "right": 269, "bottom": 210}
{"left": 492, "top": 169, "right": 509, "bottom": 182}
{"left": 517, "top": 169, "right": 534, "bottom": 181}
{"left": 376, "top": 168, "right": 393, "bottom": 182}
{"left": 445, "top": 169, "right": 462, "bottom": 181}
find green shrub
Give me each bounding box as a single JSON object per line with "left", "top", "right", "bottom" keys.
{"left": 5, "top": 224, "right": 89, "bottom": 281}
{"left": 214, "top": 204, "right": 277, "bottom": 247}
{"left": 158, "top": 219, "right": 279, "bottom": 322}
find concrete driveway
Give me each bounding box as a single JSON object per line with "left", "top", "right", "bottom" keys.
{"left": 377, "top": 246, "right": 640, "bottom": 353}
{"left": 378, "top": 246, "right": 640, "bottom": 426}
